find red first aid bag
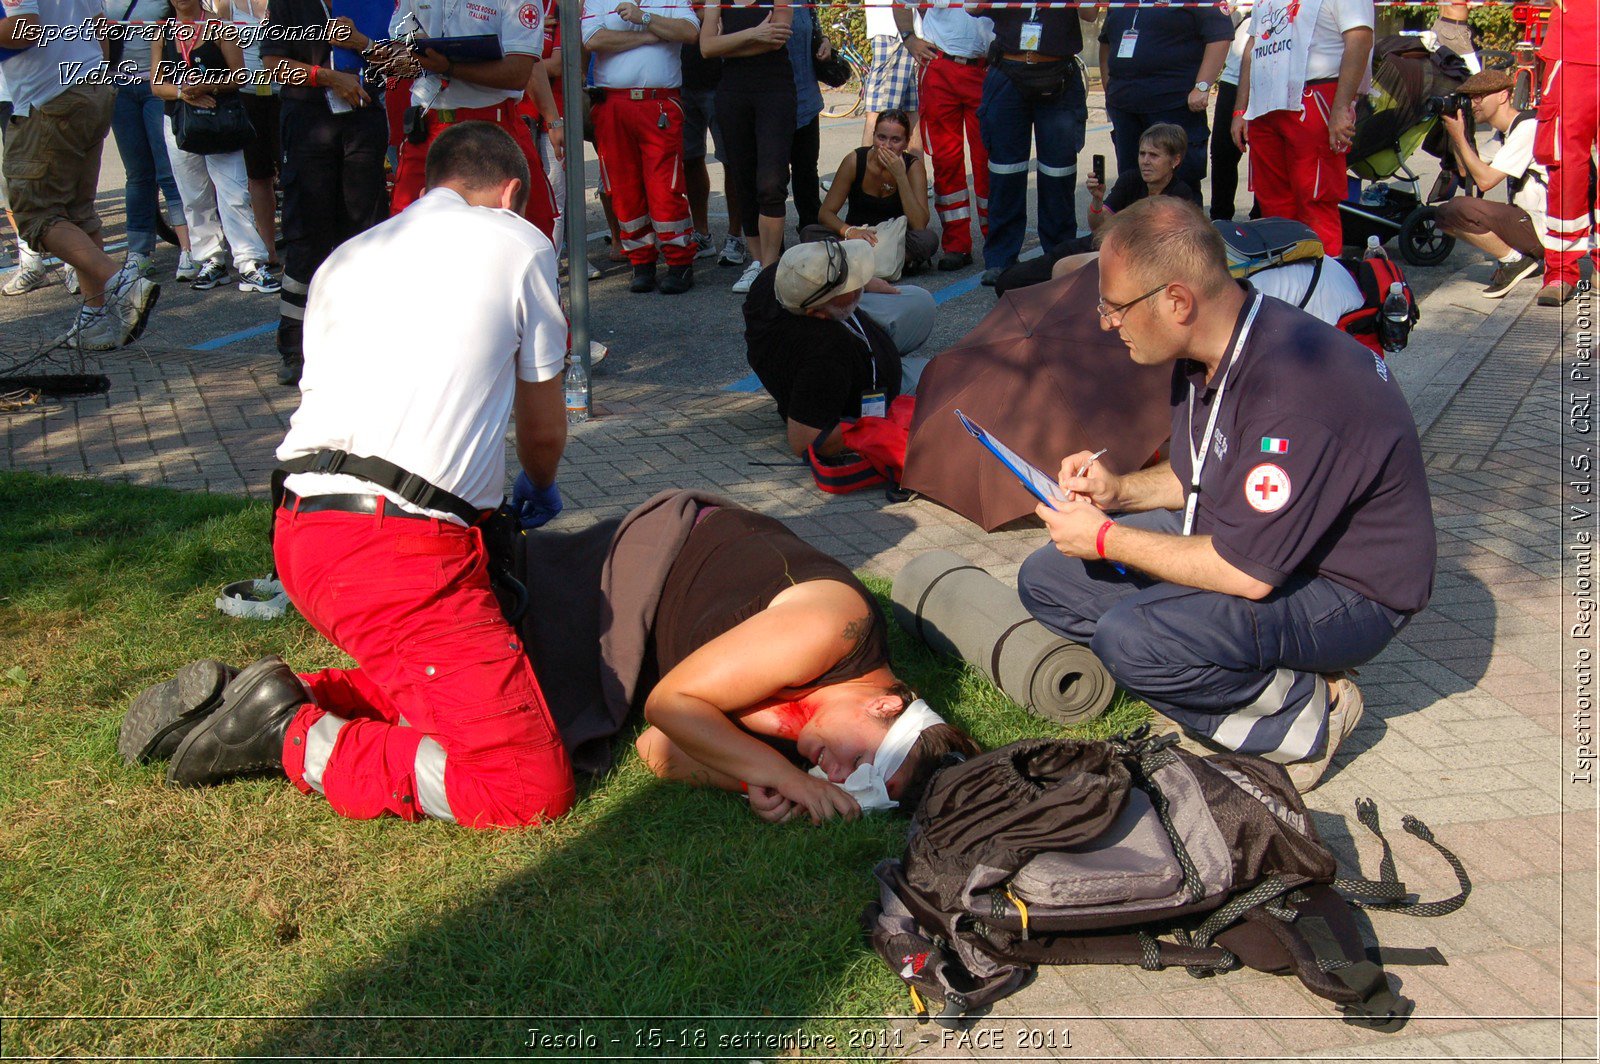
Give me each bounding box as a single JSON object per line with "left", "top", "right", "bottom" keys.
{"left": 807, "top": 396, "right": 917, "bottom": 495}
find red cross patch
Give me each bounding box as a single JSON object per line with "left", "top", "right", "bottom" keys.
{"left": 519, "top": 2, "right": 538, "bottom": 27}
{"left": 1245, "top": 463, "right": 1291, "bottom": 513}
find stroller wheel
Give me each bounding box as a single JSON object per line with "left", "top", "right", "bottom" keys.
{"left": 1399, "top": 207, "right": 1454, "bottom": 268}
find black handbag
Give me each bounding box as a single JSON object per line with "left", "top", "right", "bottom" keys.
{"left": 814, "top": 46, "right": 852, "bottom": 89}
{"left": 172, "top": 93, "right": 256, "bottom": 155}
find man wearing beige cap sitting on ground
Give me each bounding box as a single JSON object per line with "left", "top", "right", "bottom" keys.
{"left": 743, "top": 238, "right": 936, "bottom": 457}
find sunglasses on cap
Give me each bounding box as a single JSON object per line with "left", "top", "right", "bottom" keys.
{"left": 799, "top": 239, "right": 850, "bottom": 310}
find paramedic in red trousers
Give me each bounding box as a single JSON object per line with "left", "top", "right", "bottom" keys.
{"left": 386, "top": 0, "right": 558, "bottom": 238}
{"left": 894, "top": 0, "right": 993, "bottom": 272}
{"left": 154, "top": 124, "right": 578, "bottom": 828}
{"left": 1017, "top": 198, "right": 1435, "bottom": 793}
{"left": 583, "top": 0, "right": 701, "bottom": 294}
{"left": 1231, "top": 0, "right": 1373, "bottom": 252}
{"left": 1533, "top": 0, "right": 1598, "bottom": 307}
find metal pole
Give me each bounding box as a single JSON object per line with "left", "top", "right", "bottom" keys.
{"left": 558, "top": 0, "right": 591, "bottom": 410}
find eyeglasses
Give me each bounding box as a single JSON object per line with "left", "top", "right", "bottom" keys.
{"left": 1096, "top": 283, "right": 1170, "bottom": 327}
{"left": 799, "top": 239, "right": 848, "bottom": 310}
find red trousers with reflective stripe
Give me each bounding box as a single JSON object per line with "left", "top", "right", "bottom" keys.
{"left": 1534, "top": 59, "right": 1600, "bottom": 287}
{"left": 389, "top": 103, "right": 557, "bottom": 240}
{"left": 274, "top": 506, "right": 575, "bottom": 829}
{"left": 919, "top": 55, "right": 988, "bottom": 256}
{"left": 1247, "top": 82, "right": 1347, "bottom": 252}
{"left": 592, "top": 92, "right": 695, "bottom": 267}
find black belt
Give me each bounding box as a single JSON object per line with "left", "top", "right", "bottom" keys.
{"left": 283, "top": 492, "right": 437, "bottom": 521}
{"left": 1436, "top": 15, "right": 1468, "bottom": 25}
{"left": 934, "top": 50, "right": 987, "bottom": 66}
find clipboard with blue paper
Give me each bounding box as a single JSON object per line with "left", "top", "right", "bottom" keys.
{"left": 955, "top": 410, "right": 1068, "bottom": 510}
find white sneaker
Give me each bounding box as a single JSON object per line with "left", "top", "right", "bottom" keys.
{"left": 238, "top": 264, "right": 281, "bottom": 293}
{"left": 731, "top": 258, "right": 762, "bottom": 294}
{"left": 110, "top": 276, "right": 161, "bottom": 346}
{"left": 124, "top": 252, "right": 154, "bottom": 279}
{"left": 57, "top": 306, "right": 120, "bottom": 351}
{"left": 191, "top": 260, "right": 229, "bottom": 290}
{"left": 64, "top": 265, "right": 80, "bottom": 294}
{"left": 2, "top": 260, "right": 50, "bottom": 296}
{"left": 718, "top": 236, "right": 748, "bottom": 268}
{"left": 175, "top": 250, "right": 198, "bottom": 282}
{"left": 692, "top": 230, "right": 717, "bottom": 260}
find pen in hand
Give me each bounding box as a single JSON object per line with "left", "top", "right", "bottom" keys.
{"left": 1064, "top": 448, "right": 1108, "bottom": 503}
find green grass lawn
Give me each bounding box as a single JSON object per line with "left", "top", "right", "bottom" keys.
{"left": 0, "top": 470, "right": 1149, "bottom": 1060}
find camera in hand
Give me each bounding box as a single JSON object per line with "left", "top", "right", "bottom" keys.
{"left": 1425, "top": 92, "right": 1470, "bottom": 120}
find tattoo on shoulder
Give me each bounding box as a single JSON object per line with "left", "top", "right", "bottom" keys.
{"left": 843, "top": 616, "right": 868, "bottom": 643}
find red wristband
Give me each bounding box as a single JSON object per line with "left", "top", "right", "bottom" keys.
{"left": 308, "top": 65, "right": 319, "bottom": 87}
{"left": 1232, "top": 109, "right": 1246, "bottom": 117}
{"left": 1095, "top": 519, "right": 1115, "bottom": 559}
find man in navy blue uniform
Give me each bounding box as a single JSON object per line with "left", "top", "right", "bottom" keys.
{"left": 1017, "top": 198, "right": 1435, "bottom": 791}
{"left": 1096, "top": 0, "right": 1231, "bottom": 192}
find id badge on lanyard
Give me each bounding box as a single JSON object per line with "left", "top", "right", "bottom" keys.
{"left": 844, "top": 313, "right": 885, "bottom": 417}
{"left": 1116, "top": 9, "right": 1138, "bottom": 58}
{"left": 1182, "top": 293, "right": 1263, "bottom": 536}
{"left": 1019, "top": 5, "right": 1042, "bottom": 52}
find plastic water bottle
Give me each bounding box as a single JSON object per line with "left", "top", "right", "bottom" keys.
{"left": 1380, "top": 281, "right": 1410, "bottom": 353}
{"left": 1364, "top": 235, "right": 1389, "bottom": 262}
{"left": 564, "top": 357, "right": 589, "bottom": 424}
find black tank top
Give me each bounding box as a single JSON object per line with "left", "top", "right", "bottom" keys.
{"left": 846, "top": 146, "right": 917, "bottom": 227}
{"left": 652, "top": 507, "right": 890, "bottom": 687}
{"left": 716, "top": 0, "right": 793, "bottom": 92}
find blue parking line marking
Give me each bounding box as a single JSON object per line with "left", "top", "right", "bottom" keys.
{"left": 189, "top": 321, "right": 276, "bottom": 350}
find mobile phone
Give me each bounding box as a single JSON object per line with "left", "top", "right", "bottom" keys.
{"left": 1092, "top": 154, "right": 1105, "bottom": 185}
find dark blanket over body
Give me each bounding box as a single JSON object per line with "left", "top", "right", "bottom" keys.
{"left": 514, "top": 488, "right": 731, "bottom": 775}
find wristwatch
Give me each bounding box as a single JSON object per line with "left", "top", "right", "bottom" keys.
{"left": 1194, "top": 80, "right": 1211, "bottom": 93}
{"left": 641, "top": 10, "right": 654, "bottom": 26}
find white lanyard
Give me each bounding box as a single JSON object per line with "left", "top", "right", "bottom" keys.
{"left": 842, "top": 312, "right": 876, "bottom": 388}
{"left": 1182, "top": 292, "right": 1262, "bottom": 536}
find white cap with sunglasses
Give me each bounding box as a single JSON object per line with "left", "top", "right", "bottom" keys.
{"left": 775, "top": 239, "right": 878, "bottom": 313}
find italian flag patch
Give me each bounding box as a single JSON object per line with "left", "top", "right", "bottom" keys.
{"left": 1261, "top": 437, "right": 1289, "bottom": 455}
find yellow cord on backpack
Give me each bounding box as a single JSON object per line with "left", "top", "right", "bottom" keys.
{"left": 1007, "top": 888, "right": 1030, "bottom": 939}
{"left": 908, "top": 984, "right": 928, "bottom": 1020}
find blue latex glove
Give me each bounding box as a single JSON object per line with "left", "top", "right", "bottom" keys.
{"left": 512, "top": 471, "right": 563, "bottom": 529}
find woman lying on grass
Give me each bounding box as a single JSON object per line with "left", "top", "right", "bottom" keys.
{"left": 121, "top": 494, "right": 978, "bottom": 828}
{"left": 635, "top": 504, "right": 980, "bottom": 824}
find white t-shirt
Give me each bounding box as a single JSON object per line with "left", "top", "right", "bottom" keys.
{"left": 916, "top": 3, "right": 990, "bottom": 59}
{"left": 582, "top": 0, "right": 690, "bottom": 88}
{"left": 1487, "top": 115, "right": 1547, "bottom": 233}
{"left": 1252, "top": 256, "right": 1364, "bottom": 326}
{"left": 3, "top": 0, "right": 105, "bottom": 114}
{"left": 1304, "top": 0, "right": 1371, "bottom": 81}
{"left": 865, "top": 0, "right": 899, "bottom": 40}
{"left": 391, "top": 0, "right": 544, "bottom": 110}
{"left": 279, "top": 187, "right": 567, "bottom": 515}
{"left": 1221, "top": 4, "right": 1252, "bottom": 86}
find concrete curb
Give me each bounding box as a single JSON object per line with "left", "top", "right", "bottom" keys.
{"left": 1390, "top": 259, "right": 1542, "bottom": 438}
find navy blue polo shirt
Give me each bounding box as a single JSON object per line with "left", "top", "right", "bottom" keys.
{"left": 1168, "top": 289, "right": 1435, "bottom": 614}
{"left": 987, "top": 8, "right": 1083, "bottom": 59}
{"left": 1099, "top": 3, "right": 1232, "bottom": 112}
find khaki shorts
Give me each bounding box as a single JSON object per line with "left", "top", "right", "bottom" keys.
{"left": 1434, "top": 195, "right": 1544, "bottom": 259}
{"left": 2, "top": 82, "right": 116, "bottom": 249}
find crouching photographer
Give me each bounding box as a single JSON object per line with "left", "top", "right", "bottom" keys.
{"left": 1434, "top": 69, "right": 1547, "bottom": 301}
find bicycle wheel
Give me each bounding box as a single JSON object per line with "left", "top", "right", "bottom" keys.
{"left": 821, "top": 84, "right": 865, "bottom": 119}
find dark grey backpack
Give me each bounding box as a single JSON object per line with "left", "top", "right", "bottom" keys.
{"left": 866, "top": 732, "right": 1470, "bottom": 1032}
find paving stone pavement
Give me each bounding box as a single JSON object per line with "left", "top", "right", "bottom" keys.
{"left": 2, "top": 246, "right": 1596, "bottom": 1060}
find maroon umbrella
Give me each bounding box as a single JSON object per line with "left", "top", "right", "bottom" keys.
{"left": 901, "top": 261, "right": 1175, "bottom": 531}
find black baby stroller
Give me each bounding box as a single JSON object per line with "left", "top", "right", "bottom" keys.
{"left": 1339, "top": 36, "right": 1472, "bottom": 267}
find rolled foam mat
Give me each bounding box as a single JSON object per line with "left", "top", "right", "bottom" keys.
{"left": 892, "top": 550, "right": 1116, "bottom": 725}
